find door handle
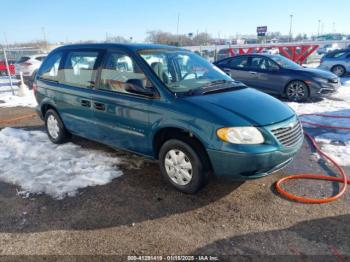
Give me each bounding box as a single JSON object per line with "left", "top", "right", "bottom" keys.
{"left": 81, "top": 100, "right": 91, "bottom": 107}
{"left": 249, "top": 71, "right": 257, "bottom": 75}
{"left": 93, "top": 102, "right": 106, "bottom": 111}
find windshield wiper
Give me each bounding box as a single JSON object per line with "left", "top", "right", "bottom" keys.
{"left": 201, "top": 80, "right": 246, "bottom": 95}
{"left": 176, "top": 80, "right": 244, "bottom": 96}
{"left": 202, "top": 79, "right": 231, "bottom": 88}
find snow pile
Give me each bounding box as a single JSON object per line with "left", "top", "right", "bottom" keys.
{"left": 0, "top": 77, "right": 37, "bottom": 108}
{"left": 286, "top": 78, "right": 350, "bottom": 166}
{"left": 0, "top": 128, "right": 123, "bottom": 199}
{"left": 0, "top": 91, "right": 37, "bottom": 108}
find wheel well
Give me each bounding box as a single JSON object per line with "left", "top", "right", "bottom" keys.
{"left": 284, "top": 80, "right": 310, "bottom": 95}
{"left": 153, "top": 127, "right": 211, "bottom": 169}
{"left": 331, "top": 64, "right": 346, "bottom": 71}
{"left": 41, "top": 104, "right": 57, "bottom": 117}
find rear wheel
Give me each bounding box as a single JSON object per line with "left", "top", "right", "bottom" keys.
{"left": 285, "top": 81, "right": 309, "bottom": 102}
{"left": 45, "top": 109, "right": 70, "bottom": 144}
{"left": 331, "top": 65, "right": 346, "bottom": 77}
{"left": 159, "top": 139, "right": 207, "bottom": 194}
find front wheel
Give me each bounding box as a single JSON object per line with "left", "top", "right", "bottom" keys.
{"left": 159, "top": 139, "right": 207, "bottom": 194}
{"left": 285, "top": 81, "right": 309, "bottom": 102}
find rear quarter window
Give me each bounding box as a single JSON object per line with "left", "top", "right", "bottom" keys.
{"left": 17, "top": 57, "right": 30, "bottom": 63}
{"left": 37, "top": 52, "right": 63, "bottom": 82}
{"left": 326, "top": 51, "right": 346, "bottom": 58}
{"left": 61, "top": 51, "right": 100, "bottom": 88}
{"left": 35, "top": 56, "right": 47, "bottom": 62}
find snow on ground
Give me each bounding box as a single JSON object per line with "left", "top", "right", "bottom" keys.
{"left": 286, "top": 78, "right": 350, "bottom": 166}
{"left": 0, "top": 77, "right": 37, "bottom": 108}
{"left": 0, "top": 128, "right": 123, "bottom": 199}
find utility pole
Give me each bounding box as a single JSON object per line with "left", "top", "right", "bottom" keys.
{"left": 317, "top": 19, "right": 321, "bottom": 37}
{"left": 176, "top": 13, "right": 180, "bottom": 35}
{"left": 41, "top": 27, "right": 48, "bottom": 51}
{"left": 3, "top": 32, "right": 9, "bottom": 49}
{"left": 176, "top": 13, "right": 181, "bottom": 46}
{"left": 289, "top": 14, "right": 293, "bottom": 42}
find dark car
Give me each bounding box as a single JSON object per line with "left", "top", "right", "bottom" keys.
{"left": 214, "top": 54, "right": 340, "bottom": 102}
{"left": 34, "top": 44, "right": 302, "bottom": 193}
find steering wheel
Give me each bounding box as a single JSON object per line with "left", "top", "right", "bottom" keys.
{"left": 182, "top": 71, "right": 198, "bottom": 80}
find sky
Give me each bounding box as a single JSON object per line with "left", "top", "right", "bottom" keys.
{"left": 2, "top": 0, "right": 350, "bottom": 44}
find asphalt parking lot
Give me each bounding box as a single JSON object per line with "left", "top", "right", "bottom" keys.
{"left": 0, "top": 107, "right": 349, "bottom": 259}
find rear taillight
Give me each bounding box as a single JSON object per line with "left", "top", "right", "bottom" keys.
{"left": 32, "top": 82, "right": 37, "bottom": 94}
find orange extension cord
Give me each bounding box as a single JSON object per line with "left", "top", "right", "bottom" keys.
{"left": 276, "top": 114, "right": 350, "bottom": 204}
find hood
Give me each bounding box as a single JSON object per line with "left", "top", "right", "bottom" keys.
{"left": 183, "top": 87, "right": 295, "bottom": 126}
{"left": 297, "top": 67, "right": 338, "bottom": 79}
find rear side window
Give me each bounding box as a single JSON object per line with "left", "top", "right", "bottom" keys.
{"left": 215, "top": 59, "right": 230, "bottom": 66}
{"left": 228, "top": 56, "right": 249, "bottom": 69}
{"left": 17, "top": 56, "right": 30, "bottom": 63}
{"left": 62, "top": 51, "right": 99, "bottom": 88}
{"left": 326, "top": 51, "right": 346, "bottom": 58}
{"left": 37, "top": 52, "right": 62, "bottom": 82}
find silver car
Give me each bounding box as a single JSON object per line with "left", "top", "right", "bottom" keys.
{"left": 318, "top": 49, "right": 350, "bottom": 77}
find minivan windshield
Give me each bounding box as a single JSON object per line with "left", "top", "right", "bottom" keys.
{"left": 139, "top": 49, "right": 234, "bottom": 94}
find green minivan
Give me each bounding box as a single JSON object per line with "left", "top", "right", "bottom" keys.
{"left": 34, "top": 43, "right": 303, "bottom": 193}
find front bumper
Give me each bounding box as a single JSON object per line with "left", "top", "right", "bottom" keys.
{"left": 207, "top": 116, "right": 303, "bottom": 179}
{"left": 207, "top": 145, "right": 299, "bottom": 179}
{"left": 309, "top": 81, "right": 339, "bottom": 97}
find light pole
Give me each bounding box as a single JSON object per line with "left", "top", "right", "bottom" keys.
{"left": 176, "top": 13, "right": 181, "bottom": 46}
{"left": 289, "top": 14, "right": 293, "bottom": 42}
{"left": 317, "top": 19, "right": 321, "bottom": 37}
{"left": 41, "top": 26, "right": 48, "bottom": 50}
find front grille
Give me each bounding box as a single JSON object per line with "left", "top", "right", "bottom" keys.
{"left": 271, "top": 120, "right": 303, "bottom": 147}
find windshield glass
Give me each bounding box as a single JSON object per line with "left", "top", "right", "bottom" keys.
{"left": 270, "top": 55, "right": 302, "bottom": 70}
{"left": 139, "top": 49, "right": 233, "bottom": 93}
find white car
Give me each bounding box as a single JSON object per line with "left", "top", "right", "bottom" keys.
{"left": 317, "top": 43, "right": 339, "bottom": 55}
{"left": 15, "top": 54, "right": 47, "bottom": 79}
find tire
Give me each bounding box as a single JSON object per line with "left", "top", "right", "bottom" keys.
{"left": 285, "top": 80, "right": 309, "bottom": 102}
{"left": 44, "top": 109, "right": 70, "bottom": 144}
{"left": 331, "top": 65, "right": 346, "bottom": 77}
{"left": 159, "top": 139, "right": 208, "bottom": 194}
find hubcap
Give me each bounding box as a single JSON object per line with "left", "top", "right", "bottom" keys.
{"left": 333, "top": 66, "right": 344, "bottom": 76}
{"left": 164, "top": 149, "right": 193, "bottom": 186}
{"left": 287, "top": 82, "right": 306, "bottom": 101}
{"left": 47, "top": 115, "right": 60, "bottom": 139}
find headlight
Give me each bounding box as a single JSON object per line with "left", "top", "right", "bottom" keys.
{"left": 313, "top": 77, "right": 328, "bottom": 84}
{"left": 217, "top": 127, "right": 264, "bottom": 144}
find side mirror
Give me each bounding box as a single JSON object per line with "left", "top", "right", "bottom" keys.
{"left": 126, "top": 79, "right": 155, "bottom": 97}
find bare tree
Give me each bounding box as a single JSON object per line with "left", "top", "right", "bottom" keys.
{"left": 145, "top": 30, "right": 212, "bottom": 46}
{"left": 105, "top": 35, "right": 130, "bottom": 43}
